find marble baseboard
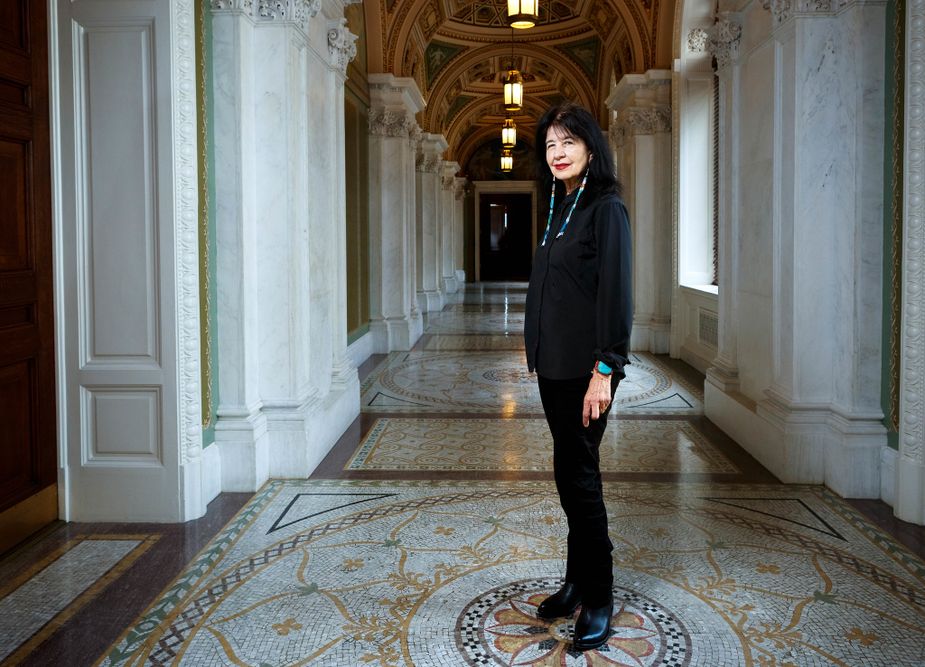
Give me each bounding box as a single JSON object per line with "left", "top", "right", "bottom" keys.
{"left": 267, "top": 377, "right": 360, "bottom": 479}
{"left": 346, "top": 328, "right": 376, "bottom": 370}
{"left": 880, "top": 446, "right": 896, "bottom": 508}
{"left": 706, "top": 383, "right": 885, "bottom": 497}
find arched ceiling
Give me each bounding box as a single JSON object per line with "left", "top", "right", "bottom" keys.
{"left": 364, "top": 0, "right": 675, "bottom": 174}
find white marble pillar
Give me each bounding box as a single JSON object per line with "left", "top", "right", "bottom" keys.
{"left": 212, "top": 1, "right": 359, "bottom": 490}
{"left": 895, "top": 0, "right": 925, "bottom": 524}
{"left": 607, "top": 71, "right": 672, "bottom": 354}
{"left": 703, "top": 21, "right": 742, "bottom": 393}
{"left": 415, "top": 134, "right": 448, "bottom": 312}
{"left": 454, "top": 177, "right": 468, "bottom": 285}
{"left": 212, "top": 5, "right": 269, "bottom": 490}
{"left": 368, "top": 75, "right": 425, "bottom": 350}
{"left": 441, "top": 162, "right": 461, "bottom": 294}
{"left": 704, "top": 0, "right": 887, "bottom": 497}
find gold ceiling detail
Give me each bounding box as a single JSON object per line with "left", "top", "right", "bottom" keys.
{"left": 366, "top": 0, "right": 675, "bottom": 174}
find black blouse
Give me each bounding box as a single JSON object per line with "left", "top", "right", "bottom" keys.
{"left": 524, "top": 189, "right": 633, "bottom": 381}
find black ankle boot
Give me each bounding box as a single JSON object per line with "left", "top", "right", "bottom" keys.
{"left": 572, "top": 599, "right": 613, "bottom": 651}
{"left": 536, "top": 582, "right": 580, "bottom": 619}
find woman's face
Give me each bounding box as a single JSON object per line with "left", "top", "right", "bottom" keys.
{"left": 545, "top": 124, "right": 590, "bottom": 192}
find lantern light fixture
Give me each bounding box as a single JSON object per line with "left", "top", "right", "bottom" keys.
{"left": 501, "top": 117, "right": 517, "bottom": 148}
{"left": 503, "top": 69, "right": 523, "bottom": 112}
{"left": 502, "top": 27, "right": 523, "bottom": 112}
{"left": 507, "top": 0, "right": 538, "bottom": 29}
{"left": 501, "top": 149, "right": 513, "bottom": 172}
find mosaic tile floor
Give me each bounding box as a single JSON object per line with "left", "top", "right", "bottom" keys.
{"left": 361, "top": 351, "right": 703, "bottom": 415}
{"left": 4, "top": 282, "right": 925, "bottom": 666}
{"left": 346, "top": 418, "right": 739, "bottom": 474}
{"left": 99, "top": 480, "right": 925, "bottom": 667}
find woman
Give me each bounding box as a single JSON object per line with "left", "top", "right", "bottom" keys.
{"left": 524, "top": 103, "right": 632, "bottom": 651}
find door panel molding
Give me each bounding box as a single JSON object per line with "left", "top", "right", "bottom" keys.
{"left": 51, "top": 0, "right": 204, "bottom": 522}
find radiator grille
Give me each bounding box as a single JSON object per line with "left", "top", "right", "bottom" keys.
{"left": 699, "top": 310, "right": 718, "bottom": 348}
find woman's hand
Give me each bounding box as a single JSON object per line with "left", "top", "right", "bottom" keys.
{"left": 582, "top": 370, "right": 612, "bottom": 427}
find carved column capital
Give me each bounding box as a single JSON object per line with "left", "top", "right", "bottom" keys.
{"left": 416, "top": 153, "right": 442, "bottom": 173}
{"left": 610, "top": 125, "right": 627, "bottom": 150}
{"left": 620, "top": 106, "right": 671, "bottom": 136}
{"left": 368, "top": 108, "right": 416, "bottom": 137}
{"left": 327, "top": 19, "right": 357, "bottom": 75}
{"left": 454, "top": 177, "right": 468, "bottom": 200}
{"left": 687, "top": 16, "right": 742, "bottom": 69}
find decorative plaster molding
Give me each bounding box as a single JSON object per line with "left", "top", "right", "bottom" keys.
{"left": 686, "top": 19, "right": 741, "bottom": 69}
{"left": 760, "top": 0, "right": 851, "bottom": 24}
{"left": 408, "top": 123, "right": 423, "bottom": 149}
{"left": 688, "top": 28, "right": 709, "bottom": 53}
{"left": 901, "top": 0, "right": 925, "bottom": 465}
{"left": 210, "top": 0, "right": 321, "bottom": 27}
{"left": 712, "top": 17, "right": 742, "bottom": 69}
{"left": 175, "top": 0, "right": 203, "bottom": 463}
{"left": 416, "top": 153, "right": 442, "bottom": 173}
{"left": 442, "top": 176, "right": 455, "bottom": 189}
{"left": 621, "top": 107, "right": 671, "bottom": 135}
{"left": 327, "top": 19, "right": 357, "bottom": 75}
{"left": 610, "top": 125, "right": 626, "bottom": 150}
{"left": 368, "top": 108, "right": 415, "bottom": 137}
{"left": 454, "top": 177, "right": 468, "bottom": 200}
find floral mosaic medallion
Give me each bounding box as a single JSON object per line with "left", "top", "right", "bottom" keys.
{"left": 451, "top": 578, "right": 695, "bottom": 666}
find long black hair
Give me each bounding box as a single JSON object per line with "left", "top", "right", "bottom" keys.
{"left": 534, "top": 102, "right": 622, "bottom": 205}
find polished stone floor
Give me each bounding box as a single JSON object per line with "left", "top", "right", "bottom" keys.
{"left": 3, "top": 283, "right": 925, "bottom": 667}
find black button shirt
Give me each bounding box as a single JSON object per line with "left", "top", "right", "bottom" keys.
{"left": 524, "top": 190, "right": 633, "bottom": 380}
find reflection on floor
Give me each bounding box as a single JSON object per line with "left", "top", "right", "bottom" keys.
{"left": 2, "top": 283, "right": 925, "bottom": 667}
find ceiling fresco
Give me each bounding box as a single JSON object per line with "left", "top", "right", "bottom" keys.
{"left": 363, "top": 0, "right": 675, "bottom": 175}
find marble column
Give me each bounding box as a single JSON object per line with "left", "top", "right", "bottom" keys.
{"left": 607, "top": 71, "right": 672, "bottom": 353}
{"left": 441, "top": 162, "right": 461, "bottom": 294}
{"left": 368, "top": 75, "right": 425, "bottom": 350}
{"left": 701, "top": 20, "right": 742, "bottom": 393}
{"left": 211, "top": 1, "right": 360, "bottom": 490}
{"left": 704, "top": 0, "right": 887, "bottom": 497}
{"left": 415, "top": 134, "right": 448, "bottom": 312}
{"left": 895, "top": 0, "right": 925, "bottom": 523}
{"left": 454, "top": 177, "right": 469, "bottom": 285}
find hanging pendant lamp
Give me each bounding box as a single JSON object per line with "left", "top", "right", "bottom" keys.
{"left": 501, "top": 117, "right": 517, "bottom": 148}
{"left": 502, "top": 28, "right": 523, "bottom": 112}
{"left": 507, "top": 0, "right": 538, "bottom": 29}
{"left": 500, "top": 148, "right": 513, "bottom": 172}
{"left": 503, "top": 70, "right": 523, "bottom": 111}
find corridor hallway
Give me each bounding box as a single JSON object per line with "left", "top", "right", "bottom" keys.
{"left": 3, "top": 284, "right": 925, "bottom": 666}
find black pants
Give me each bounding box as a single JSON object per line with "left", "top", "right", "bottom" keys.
{"left": 538, "top": 374, "right": 616, "bottom": 607}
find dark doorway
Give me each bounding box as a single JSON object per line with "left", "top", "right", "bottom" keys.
{"left": 479, "top": 193, "right": 533, "bottom": 281}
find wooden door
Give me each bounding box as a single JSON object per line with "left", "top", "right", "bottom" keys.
{"left": 0, "top": 0, "right": 58, "bottom": 553}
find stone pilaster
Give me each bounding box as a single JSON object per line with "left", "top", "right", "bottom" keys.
{"left": 689, "top": 15, "right": 743, "bottom": 392}
{"left": 454, "top": 177, "right": 469, "bottom": 285}
{"left": 607, "top": 70, "right": 672, "bottom": 354}
{"left": 368, "top": 74, "right": 426, "bottom": 350}
{"left": 415, "top": 134, "right": 448, "bottom": 312}
{"left": 211, "top": 1, "right": 359, "bottom": 490}
{"left": 441, "top": 162, "right": 461, "bottom": 294}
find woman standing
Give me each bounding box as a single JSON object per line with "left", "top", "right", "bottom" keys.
{"left": 524, "top": 103, "right": 632, "bottom": 651}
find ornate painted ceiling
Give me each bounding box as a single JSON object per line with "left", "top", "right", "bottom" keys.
{"left": 360, "top": 0, "right": 676, "bottom": 174}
